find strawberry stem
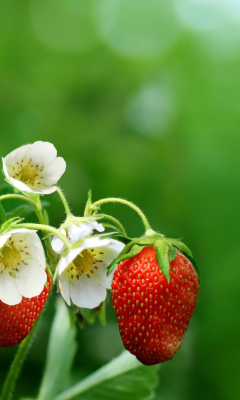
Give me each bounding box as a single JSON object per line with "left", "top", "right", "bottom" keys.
{"left": 97, "top": 214, "right": 126, "bottom": 235}
{"left": 56, "top": 187, "right": 72, "bottom": 218}
{"left": 16, "top": 223, "right": 72, "bottom": 249}
{"left": 0, "top": 193, "right": 35, "bottom": 207}
{"left": 90, "top": 198, "right": 151, "bottom": 231}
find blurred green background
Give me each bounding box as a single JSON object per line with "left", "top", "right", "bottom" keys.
{"left": 0, "top": 0, "right": 239, "bottom": 399}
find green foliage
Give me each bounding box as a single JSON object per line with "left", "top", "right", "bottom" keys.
{"left": 34, "top": 299, "right": 159, "bottom": 400}
{"left": 53, "top": 351, "right": 159, "bottom": 400}
{"left": 37, "top": 299, "right": 77, "bottom": 400}
{"left": 0, "top": 203, "right": 6, "bottom": 225}
{"left": 6, "top": 204, "right": 33, "bottom": 219}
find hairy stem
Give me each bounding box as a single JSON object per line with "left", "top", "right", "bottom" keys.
{"left": 33, "top": 196, "right": 58, "bottom": 266}
{"left": 57, "top": 187, "right": 72, "bottom": 217}
{"left": 0, "top": 194, "right": 35, "bottom": 208}
{"left": 98, "top": 214, "right": 126, "bottom": 235}
{"left": 91, "top": 198, "right": 151, "bottom": 231}
{"left": 17, "top": 223, "right": 71, "bottom": 249}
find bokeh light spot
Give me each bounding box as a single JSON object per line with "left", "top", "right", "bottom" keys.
{"left": 95, "top": 0, "right": 182, "bottom": 59}
{"left": 125, "top": 80, "right": 176, "bottom": 137}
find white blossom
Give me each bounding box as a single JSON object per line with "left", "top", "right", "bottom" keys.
{"left": 58, "top": 237, "right": 124, "bottom": 309}
{"left": 51, "top": 221, "right": 104, "bottom": 254}
{"left": 2, "top": 141, "right": 66, "bottom": 194}
{"left": 0, "top": 229, "right": 47, "bottom": 305}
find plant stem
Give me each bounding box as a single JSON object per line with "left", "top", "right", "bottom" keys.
{"left": 57, "top": 187, "right": 72, "bottom": 217}
{"left": 0, "top": 194, "right": 35, "bottom": 207}
{"left": 17, "top": 223, "right": 71, "bottom": 249}
{"left": 33, "top": 196, "right": 58, "bottom": 266}
{"left": 98, "top": 214, "right": 126, "bottom": 235}
{"left": 91, "top": 198, "right": 151, "bottom": 231}
{"left": 0, "top": 310, "right": 43, "bottom": 400}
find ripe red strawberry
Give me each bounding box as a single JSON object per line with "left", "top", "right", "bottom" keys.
{"left": 112, "top": 246, "right": 199, "bottom": 365}
{"left": 0, "top": 272, "right": 51, "bottom": 347}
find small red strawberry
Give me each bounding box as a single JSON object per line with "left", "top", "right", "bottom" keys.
{"left": 112, "top": 243, "right": 200, "bottom": 365}
{"left": 0, "top": 272, "right": 51, "bottom": 347}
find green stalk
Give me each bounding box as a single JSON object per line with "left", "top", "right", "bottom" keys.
{"left": 33, "top": 195, "right": 58, "bottom": 266}
{"left": 0, "top": 194, "right": 35, "bottom": 207}
{"left": 16, "top": 223, "right": 71, "bottom": 249}
{"left": 57, "top": 187, "right": 72, "bottom": 217}
{"left": 98, "top": 214, "right": 126, "bottom": 235}
{"left": 91, "top": 198, "right": 151, "bottom": 231}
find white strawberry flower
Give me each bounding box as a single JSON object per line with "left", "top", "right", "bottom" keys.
{"left": 58, "top": 237, "right": 124, "bottom": 309}
{"left": 2, "top": 141, "right": 66, "bottom": 194}
{"left": 51, "top": 220, "right": 105, "bottom": 254}
{"left": 0, "top": 229, "right": 47, "bottom": 305}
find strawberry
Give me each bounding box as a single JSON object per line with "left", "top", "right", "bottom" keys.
{"left": 112, "top": 245, "right": 199, "bottom": 365}
{"left": 0, "top": 272, "right": 51, "bottom": 347}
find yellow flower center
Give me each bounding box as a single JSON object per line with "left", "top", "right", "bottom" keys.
{"left": 72, "top": 249, "right": 94, "bottom": 273}
{"left": 1, "top": 245, "right": 20, "bottom": 268}
{"left": 19, "top": 165, "right": 37, "bottom": 183}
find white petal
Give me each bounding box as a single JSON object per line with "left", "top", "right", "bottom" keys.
{"left": 16, "top": 261, "right": 47, "bottom": 298}
{"left": 80, "top": 237, "right": 110, "bottom": 249}
{"left": 41, "top": 157, "right": 66, "bottom": 186}
{"left": 68, "top": 223, "right": 93, "bottom": 243}
{"left": 13, "top": 230, "right": 46, "bottom": 269}
{"left": 94, "top": 265, "right": 114, "bottom": 290}
{"left": 9, "top": 228, "right": 37, "bottom": 235}
{"left": 95, "top": 239, "right": 125, "bottom": 266}
{"left": 7, "top": 176, "right": 34, "bottom": 193}
{"left": 2, "top": 157, "right": 12, "bottom": 181}
{"left": 58, "top": 238, "right": 119, "bottom": 275}
{"left": 25, "top": 141, "right": 57, "bottom": 165}
{"left": 58, "top": 245, "right": 84, "bottom": 274}
{"left": 93, "top": 239, "right": 125, "bottom": 288}
{"left": 70, "top": 274, "right": 106, "bottom": 309}
{"left": 59, "top": 272, "right": 71, "bottom": 306}
{"left": 90, "top": 221, "right": 105, "bottom": 232}
{"left": 51, "top": 236, "right": 65, "bottom": 254}
{"left": 3, "top": 144, "right": 31, "bottom": 166}
{"left": 32, "top": 185, "right": 58, "bottom": 194}
{"left": 0, "top": 232, "right": 11, "bottom": 249}
{"left": 0, "top": 270, "right": 22, "bottom": 305}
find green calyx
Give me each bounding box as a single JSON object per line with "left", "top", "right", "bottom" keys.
{"left": 107, "top": 230, "right": 201, "bottom": 285}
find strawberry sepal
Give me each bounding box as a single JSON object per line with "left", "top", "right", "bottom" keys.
{"left": 154, "top": 239, "right": 171, "bottom": 282}
{"left": 107, "top": 230, "right": 201, "bottom": 285}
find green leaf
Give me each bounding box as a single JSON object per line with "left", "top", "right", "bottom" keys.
{"left": 37, "top": 298, "right": 77, "bottom": 400}
{"left": 43, "top": 209, "right": 50, "bottom": 225}
{"left": 97, "top": 300, "right": 106, "bottom": 325}
{"left": 0, "top": 202, "right": 6, "bottom": 225}
{"left": 108, "top": 233, "right": 135, "bottom": 244}
{"left": 52, "top": 351, "right": 160, "bottom": 400}
{"left": 0, "top": 182, "right": 13, "bottom": 194}
{"left": 78, "top": 307, "right": 96, "bottom": 325}
{"left": 154, "top": 239, "right": 170, "bottom": 282}
{"left": 169, "top": 244, "right": 177, "bottom": 262}
{"left": 6, "top": 204, "right": 33, "bottom": 219}
{"left": 0, "top": 217, "right": 23, "bottom": 233}
{"left": 20, "top": 398, "right": 34, "bottom": 400}
{"left": 106, "top": 241, "right": 133, "bottom": 275}
{"left": 167, "top": 238, "right": 193, "bottom": 258}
